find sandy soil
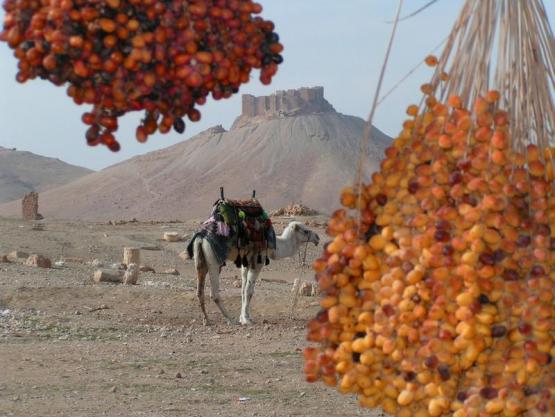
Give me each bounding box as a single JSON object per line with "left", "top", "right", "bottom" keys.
{"left": 0, "top": 216, "right": 384, "bottom": 417}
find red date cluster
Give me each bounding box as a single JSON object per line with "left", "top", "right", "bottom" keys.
{"left": 1, "top": 0, "right": 283, "bottom": 151}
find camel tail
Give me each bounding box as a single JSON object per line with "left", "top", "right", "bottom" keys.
{"left": 186, "top": 239, "right": 195, "bottom": 260}
{"left": 193, "top": 237, "right": 207, "bottom": 272}
{"left": 186, "top": 232, "right": 202, "bottom": 260}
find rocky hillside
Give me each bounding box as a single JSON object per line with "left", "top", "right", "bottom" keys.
{"left": 0, "top": 147, "right": 93, "bottom": 204}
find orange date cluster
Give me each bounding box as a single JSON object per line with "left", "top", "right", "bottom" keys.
{"left": 305, "top": 73, "right": 555, "bottom": 417}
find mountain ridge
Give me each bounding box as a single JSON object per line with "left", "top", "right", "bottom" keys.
{"left": 0, "top": 146, "right": 93, "bottom": 204}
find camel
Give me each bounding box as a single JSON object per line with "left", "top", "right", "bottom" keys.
{"left": 188, "top": 221, "right": 320, "bottom": 325}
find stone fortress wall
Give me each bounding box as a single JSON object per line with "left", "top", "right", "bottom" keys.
{"left": 240, "top": 86, "right": 335, "bottom": 118}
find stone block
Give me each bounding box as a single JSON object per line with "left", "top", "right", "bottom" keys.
{"left": 93, "top": 269, "right": 124, "bottom": 283}
{"left": 8, "top": 251, "right": 29, "bottom": 263}
{"left": 123, "top": 247, "right": 140, "bottom": 266}
{"left": 123, "top": 263, "right": 139, "bottom": 285}
{"left": 25, "top": 254, "right": 52, "bottom": 268}
{"left": 163, "top": 232, "right": 181, "bottom": 242}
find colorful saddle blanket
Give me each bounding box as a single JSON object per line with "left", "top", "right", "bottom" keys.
{"left": 211, "top": 198, "right": 276, "bottom": 249}
{"left": 187, "top": 198, "right": 276, "bottom": 267}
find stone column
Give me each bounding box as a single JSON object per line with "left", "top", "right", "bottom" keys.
{"left": 22, "top": 192, "right": 39, "bottom": 221}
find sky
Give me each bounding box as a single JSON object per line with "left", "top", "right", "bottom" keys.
{"left": 1, "top": 1, "right": 553, "bottom": 170}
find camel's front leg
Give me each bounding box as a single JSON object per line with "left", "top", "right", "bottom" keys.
{"left": 207, "top": 262, "right": 236, "bottom": 325}
{"left": 239, "top": 266, "right": 249, "bottom": 324}
{"left": 240, "top": 263, "right": 262, "bottom": 325}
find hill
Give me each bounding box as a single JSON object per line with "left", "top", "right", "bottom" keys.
{"left": 0, "top": 87, "right": 391, "bottom": 220}
{"left": 0, "top": 147, "right": 93, "bottom": 204}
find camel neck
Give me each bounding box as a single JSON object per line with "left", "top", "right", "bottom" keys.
{"left": 274, "top": 226, "right": 298, "bottom": 259}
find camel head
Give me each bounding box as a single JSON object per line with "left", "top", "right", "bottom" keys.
{"left": 289, "top": 221, "right": 320, "bottom": 246}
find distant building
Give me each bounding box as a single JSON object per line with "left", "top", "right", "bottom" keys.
{"left": 240, "top": 87, "right": 335, "bottom": 118}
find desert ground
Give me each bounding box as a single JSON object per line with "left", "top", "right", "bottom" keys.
{"left": 0, "top": 216, "right": 384, "bottom": 417}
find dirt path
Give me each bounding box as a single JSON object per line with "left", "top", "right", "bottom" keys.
{"left": 0, "top": 217, "right": 384, "bottom": 417}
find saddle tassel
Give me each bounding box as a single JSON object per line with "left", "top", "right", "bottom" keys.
{"left": 234, "top": 254, "right": 242, "bottom": 268}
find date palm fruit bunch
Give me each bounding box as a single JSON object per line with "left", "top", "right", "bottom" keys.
{"left": 1, "top": 0, "right": 283, "bottom": 151}
{"left": 304, "top": 1, "right": 554, "bottom": 416}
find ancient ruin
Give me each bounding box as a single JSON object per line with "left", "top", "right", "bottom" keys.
{"left": 21, "top": 191, "right": 40, "bottom": 221}
{"left": 237, "top": 86, "right": 335, "bottom": 122}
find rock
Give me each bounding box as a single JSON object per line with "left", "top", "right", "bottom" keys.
{"left": 162, "top": 268, "right": 179, "bottom": 276}
{"left": 204, "top": 125, "right": 226, "bottom": 135}
{"left": 299, "top": 281, "right": 316, "bottom": 297}
{"left": 54, "top": 261, "right": 65, "bottom": 267}
{"left": 311, "top": 284, "right": 321, "bottom": 297}
{"left": 270, "top": 203, "right": 319, "bottom": 217}
{"left": 178, "top": 251, "right": 189, "bottom": 261}
{"left": 93, "top": 269, "right": 124, "bottom": 283}
{"left": 163, "top": 232, "right": 181, "bottom": 242}
{"left": 110, "top": 386, "right": 117, "bottom": 393}
{"left": 90, "top": 259, "right": 104, "bottom": 268}
{"left": 123, "top": 247, "right": 140, "bottom": 266}
{"left": 139, "top": 265, "right": 155, "bottom": 273}
{"left": 175, "top": 372, "right": 182, "bottom": 379}
{"left": 7, "top": 250, "right": 29, "bottom": 263}
{"left": 231, "top": 278, "right": 242, "bottom": 288}
{"left": 0, "top": 255, "right": 9, "bottom": 263}
{"left": 25, "top": 254, "right": 52, "bottom": 268}
{"left": 123, "top": 263, "right": 139, "bottom": 285}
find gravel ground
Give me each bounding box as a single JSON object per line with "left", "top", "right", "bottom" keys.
{"left": 0, "top": 216, "right": 385, "bottom": 417}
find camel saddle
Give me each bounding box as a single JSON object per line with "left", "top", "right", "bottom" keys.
{"left": 187, "top": 196, "right": 276, "bottom": 268}
{"left": 216, "top": 199, "right": 264, "bottom": 230}
{"left": 220, "top": 199, "right": 264, "bottom": 219}
{"left": 212, "top": 198, "right": 275, "bottom": 248}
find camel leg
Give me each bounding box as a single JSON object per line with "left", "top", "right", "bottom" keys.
{"left": 207, "top": 262, "right": 236, "bottom": 325}
{"left": 240, "top": 262, "right": 262, "bottom": 325}
{"left": 193, "top": 239, "right": 210, "bottom": 326}
{"left": 239, "top": 266, "right": 249, "bottom": 324}
{"left": 197, "top": 268, "right": 210, "bottom": 326}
